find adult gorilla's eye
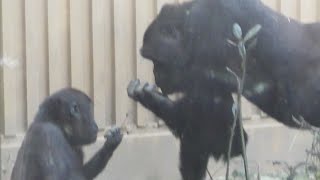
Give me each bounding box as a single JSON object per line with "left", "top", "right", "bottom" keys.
{"left": 70, "top": 102, "right": 80, "bottom": 117}
{"left": 160, "top": 26, "right": 179, "bottom": 39}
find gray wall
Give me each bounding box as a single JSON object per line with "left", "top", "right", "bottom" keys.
{"left": 1, "top": 120, "right": 313, "bottom": 180}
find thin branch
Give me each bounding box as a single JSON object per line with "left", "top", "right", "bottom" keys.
{"left": 237, "top": 41, "right": 250, "bottom": 180}
{"left": 206, "top": 168, "right": 214, "bottom": 180}
{"left": 225, "top": 23, "right": 261, "bottom": 180}
{"left": 225, "top": 67, "right": 241, "bottom": 180}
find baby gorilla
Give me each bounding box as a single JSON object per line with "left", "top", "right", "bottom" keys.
{"left": 128, "top": 80, "right": 247, "bottom": 180}
{"left": 11, "top": 88, "right": 123, "bottom": 180}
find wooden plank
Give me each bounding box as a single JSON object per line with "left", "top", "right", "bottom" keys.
{"left": 114, "top": 0, "right": 136, "bottom": 126}
{"left": 48, "top": 0, "right": 70, "bottom": 93}
{"left": 261, "top": 0, "right": 280, "bottom": 11}
{"left": 178, "top": 0, "right": 190, "bottom": 3}
{"left": 135, "top": 0, "right": 158, "bottom": 127}
{"left": 300, "top": 0, "right": 317, "bottom": 22}
{"left": 1, "top": 0, "right": 26, "bottom": 135}
{"left": 0, "top": 0, "right": 4, "bottom": 134}
{"left": 25, "top": 0, "right": 48, "bottom": 126}
{"left": 156, "top": 0, "right": 177, "bottom": 13}
{"left": 70, "top": 0, "right": 92, "bottom": 96}
{"left": 280, "top": 0, "right": 299, "bottom": 20}
{"left": 318, "top": 1, "right": 320, "bottom": 20}
{"left": 92, "top": 0, "right": 114, "bottom": 127}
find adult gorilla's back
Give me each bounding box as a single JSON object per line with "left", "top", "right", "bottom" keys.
{"left": 141, "top": 0, "right": 320, "bottom": 128}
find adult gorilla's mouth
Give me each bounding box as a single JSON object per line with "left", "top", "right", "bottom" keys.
{"left": 140, "top": 47, "right": 155, "bottom": 62}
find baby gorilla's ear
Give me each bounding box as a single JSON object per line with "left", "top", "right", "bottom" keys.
{"left": 69, "top": 101, "right": 81, "bottom": 119}
{"left": 40, "top": 96, "right": 63, "bottom": 121}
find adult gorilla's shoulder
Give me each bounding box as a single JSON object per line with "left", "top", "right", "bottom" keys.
{"left": 188, "top": 0, "right": 320, "bottom": 127}
{"left": 142, "top": 0, "right": 320, "bottom": 127}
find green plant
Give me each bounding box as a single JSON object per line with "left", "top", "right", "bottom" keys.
{"left": 225, "top": 23, "right": 261, "bottom": 180}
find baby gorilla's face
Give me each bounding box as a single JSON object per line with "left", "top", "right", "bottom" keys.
{"left": 46, "top": 88, "right": 99, "bottom": 146}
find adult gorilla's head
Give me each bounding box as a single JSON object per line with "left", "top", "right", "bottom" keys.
{"left": 140, "top": 0, "right": 242, "bottom": 95}
{"left": 140, "top": 2, "right": 195, "bottom": 95}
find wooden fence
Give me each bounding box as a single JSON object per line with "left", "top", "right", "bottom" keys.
{"left": 0, "top": 0, "right": 320, "bottom": 137}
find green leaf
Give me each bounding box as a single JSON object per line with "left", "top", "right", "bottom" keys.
{"left": 243, "top": 24, "right": 262, "bottom": 42}
{"left": 247, "top": 38, "right": 258, "bottom": 51}
{"left": 233, "top": 23, "right": 242, "bottom": 40}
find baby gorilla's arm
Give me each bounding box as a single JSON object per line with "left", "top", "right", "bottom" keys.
{"left": 83, "top": 127, "right": 123, "bottom": 179}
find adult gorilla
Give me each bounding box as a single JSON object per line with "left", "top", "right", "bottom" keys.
{"left": 128, "top": 2, "right": 248, "bottom": 180}
{"left": 141, "top": 0, "right": 320, "bottom": 128}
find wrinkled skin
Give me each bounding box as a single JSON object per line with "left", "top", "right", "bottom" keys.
{"left": 141, "top": 0, "right": 320, "bottom": 128}
{"left": 11, "top": 88, "right": 123, "bottom": 180}
{"left": 128, "top": 79, "right": 247, "bottom": 180}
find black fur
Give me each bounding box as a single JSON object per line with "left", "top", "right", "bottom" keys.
{"left": 11, "top": 88, "right": 123, "bottom": 180}
{"left": 127, "top": 79, "right": 247, "bottom": 180}
{"left": 132, "top": 1, "right": 252, "bottom": 179}
{"left": 141, "top": 0, "right": 320, "bottom": 128}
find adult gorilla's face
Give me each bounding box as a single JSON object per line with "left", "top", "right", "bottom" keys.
{"left": 140, "top": 2, "right": 193, "bottom": 95}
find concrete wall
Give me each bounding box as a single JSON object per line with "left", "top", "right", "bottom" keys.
{"left": 1, "top": 120, "right": 313, "bottom": 180}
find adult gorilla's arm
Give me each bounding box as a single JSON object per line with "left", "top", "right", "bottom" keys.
{"left": 127, "top": 80, "right": 184, "bottom": 133}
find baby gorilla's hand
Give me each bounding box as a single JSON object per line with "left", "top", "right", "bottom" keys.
{"left": 104, "top": 127, "right": 123, "bottom": 150}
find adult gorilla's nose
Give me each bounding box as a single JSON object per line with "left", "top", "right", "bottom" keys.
{"left": 140, "top": 47, "right": 146, "bottom": 58}
{"left": 140, "top": 46, "right": 154, "bottom": 61}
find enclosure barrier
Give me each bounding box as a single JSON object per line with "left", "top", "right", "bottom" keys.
{"left": 1, "top": 0, "right": 320, "bottom": 179}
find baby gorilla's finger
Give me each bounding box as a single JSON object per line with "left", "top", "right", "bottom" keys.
{"left": 104, "top": 127, "right": 122, "bottom": 138}
{"left": 113, "top": 127, "right": 121, "bottom": 135}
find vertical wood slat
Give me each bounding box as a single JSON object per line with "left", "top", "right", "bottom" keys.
{"left": 280, "top": 0, "right": 299, "bottom": 19}
{"left": 2, "top": 0, "right": 320, "bottom": 135}
{"left": 135, "top": 0, "right": 158, "bottom": 127}
{"left": 114, "top": 0, "right": 136, "bottom": 126}
{"left": 0, "top": 0, "right": 2, "bottom": 173}
{"left": 300, "top": 0, "right": 318, "bottom": 22}
{"left": 92, "top": 0, "right": 114, "bottom": 127}
{"left": 25, "top": 0, "right": 48, "bottom": 125}
{"left": 178, "top": 0, "right": 190, "bottom": 3}
{"left": 70, "top": 0, "right": 92, "bottom": 96}
{"left": 156, "top": 0, "right": 177, "bottom": 13}
{"left": 317, "top": 1, "right": 320, "bottom": 20}
{"left": 1, "top": 0, "right": 26, "bottom": 135}
{"left": 0, "top": 0, "right": 4, "bottom": 134}
{"left": 262, "top": 0, "right": 280, "bottom": 11}
{"left": 48, "top": 0, "right": 70, "bottom": 93}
